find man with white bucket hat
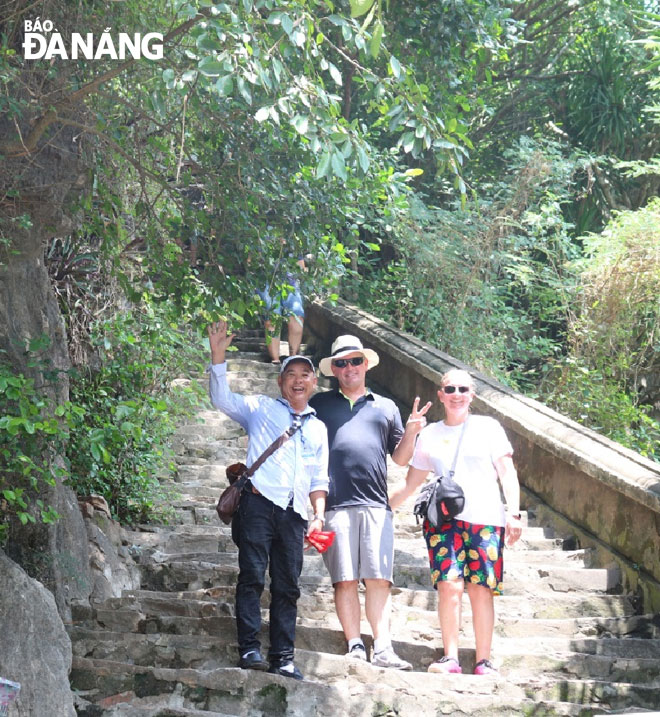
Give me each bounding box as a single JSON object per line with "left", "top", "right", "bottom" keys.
{"left": 310, "top": 335, "right": 430, "bottom": 669}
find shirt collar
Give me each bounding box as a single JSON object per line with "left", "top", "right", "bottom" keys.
{"left": 338, "top": 388, "right": 373, "bottom": 409}
{"left": 276, "top": 397, "right": 316, "bottom": 416}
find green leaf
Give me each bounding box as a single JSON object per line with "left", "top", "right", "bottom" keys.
{"left": 237, "top": 77, "right": 253, "bottom": 104}
{"left": 328, "top": 62, "right": 342, "bottom": 86}
{"left": 198, "top": 57, "right": 225, "bottom": 77}
{"left": 331, "top": 151, "right": 347, "bottom": 181}
{"left": 196, "top": 33, "right": 219, "bottom": 52}
{"left": 357, "top": 145, "right": 370, "bottom": 173}
{"left": 281, "top": 13, "right": 294, "bottom": 36}
{"left": 292, "top": 115, "right": 309, "bottom": 135}
{"left": 404, "top": 168, "right": 424, "bottom": 177}
{"left": 316, "top": 152, "right": 331, "bottom": 179}
{"left": 350, "top": 0, "right": 374, "bottom": 18}
{"left": 370, "top": 21, "right": 384, "bottom": 59}
{"left": 389, "top": 55, "right": 402, "bottom": 79}
{"left": 401, "top": 131, "right": 415, "bottom": 153}
{"left": 150, "top": 91, "right": 166, "bottom": 115}
{"left": 255, "top": 106, "right": 270, "bottom": 122}
{"left": 215, "top": 75, "right": 234, "bottom": 96}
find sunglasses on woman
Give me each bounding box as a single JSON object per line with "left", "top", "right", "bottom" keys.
{"left": 332, "top": 357, "right": 365, "bottom": 368}
{"left": 442, "top": 385, "right": 470, "bottom": 394}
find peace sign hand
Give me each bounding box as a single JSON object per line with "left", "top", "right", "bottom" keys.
{"left": 405, "top": 396, "right": 432, "bottom": 436}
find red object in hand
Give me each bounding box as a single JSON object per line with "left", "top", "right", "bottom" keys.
{"left": 304, "top": 530, "right": 336, "bottom": 553}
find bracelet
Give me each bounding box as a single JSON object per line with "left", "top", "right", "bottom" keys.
{"left": 312, "top": 514, "right": 325, "bottom": 523}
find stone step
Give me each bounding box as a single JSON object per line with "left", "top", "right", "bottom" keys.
{"left": 520, "top": 676, "right": 660, "bottom": 711}
{"left": 75, "top": 584, "right": 636, "bottom": 630}
{"left": 69, "top": 653, "right": 593, "bottom": 716}
{"left": 174, "top": 465, "right": 232, "bottom": 483}
{"left": 389, "top": 585, "right": 636, "bottom": 618}
{"left": 125, "top": 530, "right": 587, "bottom": 568}
{"left": 124, "top": 531, "right": 231, "bottom": 557}
{"left": 75, "top": 695, "right": 235, "bottom": 717}
{"left": 174, "top": 438, "right": 248, "bottom": 462}
{"left": 109, "top": 584, "right": 637, "bottom": 620}
{"left": 132, "top": 550, "right": 620, "bottom": 595}
{"left": 71, "top": 600, "right": 660, "bottom": 664}
{"left": 68, "top": 627, "right": 660, "bottom": 686}
{"left": 173, "top": 424, "right": 245, "bottom": 443}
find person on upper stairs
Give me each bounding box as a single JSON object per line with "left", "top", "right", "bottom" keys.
{"left": 389, "top": 368, "right": 523, "bottom": 676}
{"left": 256, "top": 237, "right": 307, "bottom": 364}
{"left": 207, "top": 320, "right": 329, "bottom": 681}
{"left": 309, "top": 334, "right": 431, "bottom": 670}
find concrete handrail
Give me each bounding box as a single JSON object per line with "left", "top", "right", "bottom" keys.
{"left": 306, "top": 299, "right": 660, "bottom": 609}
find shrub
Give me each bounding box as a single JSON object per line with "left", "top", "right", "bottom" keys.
{"left": 65, "top": 300, "right": 207, "bottom": 524}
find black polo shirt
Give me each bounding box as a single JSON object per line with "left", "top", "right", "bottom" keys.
{"left": 309, "top": 389, "right": 404, "bottom": 511}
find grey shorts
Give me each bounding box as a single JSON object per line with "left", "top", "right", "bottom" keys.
{"left": 322, "top": 506, "right": 394, "bottom": 584}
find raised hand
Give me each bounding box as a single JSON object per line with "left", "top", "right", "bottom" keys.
{"left": 207, "top": 320, "right": 235, "bottom": 364}
{"left": 405, "top": 396, "right": 432, "bottom": 435}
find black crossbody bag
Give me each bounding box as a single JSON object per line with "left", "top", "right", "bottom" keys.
{"left": 413, "top": 418, "right": 467, "bottom": 526}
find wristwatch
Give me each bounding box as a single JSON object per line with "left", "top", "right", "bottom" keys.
{"left": 312, "top": 514, "right": 325, "bottom": 524}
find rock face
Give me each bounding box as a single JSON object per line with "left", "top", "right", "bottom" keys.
{"left": 0, "top": 104, "right": 91, "bottom": 621}
{"left": 81, "top": 498, "right": 142, "bottom": 604}
{"left": 68, "top": 351, "right": 660, "bottom": 716}
{"left": 0, "top": 549, "right": 76, "bottom": 717}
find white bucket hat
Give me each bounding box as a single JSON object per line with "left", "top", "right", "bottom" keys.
{"left": 319, "top": 335, "right": 379, "bottom": 377}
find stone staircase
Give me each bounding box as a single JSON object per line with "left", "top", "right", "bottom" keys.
{"left": 69, "top": 353, "right": 660, "bottom": 716}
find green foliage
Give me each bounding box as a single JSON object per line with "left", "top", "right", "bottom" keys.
{"left": 351, "top": 137, "right": 581, "bottom": 386}
{"left": 65, "top": 300, "right": 206, "bottom": 523}
{"left": 565, "top": 29, "right": 650, "bottom": 157}
{"left": 0, "top": 351, "right": 73, "bottom": 544}
{"left": 541, "top": 198, "right": 660, "bottom": 459}
{"left": 545, "top": 357, "right": 660, "bottom": 462}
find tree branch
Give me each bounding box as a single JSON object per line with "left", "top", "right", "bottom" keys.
{"left": 1, "top": 10, "right": 209, "bottom": 157}
{"left": 54, "top": 116, "right": 183, "bottom": 211}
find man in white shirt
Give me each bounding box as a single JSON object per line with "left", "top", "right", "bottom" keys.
{"left": 208, "top": 320, "right": 329, "bottom": 681}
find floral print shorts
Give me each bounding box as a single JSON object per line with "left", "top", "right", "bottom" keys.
{"left": 423, "top": 519, "right": 504, "bottom": 595}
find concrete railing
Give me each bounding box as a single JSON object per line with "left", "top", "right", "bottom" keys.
{"left": 305, "top": 300, "right": 660, "bottom": 612}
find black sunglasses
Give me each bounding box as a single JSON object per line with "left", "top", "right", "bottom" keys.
{"left": 442, "top": 385, "right": 470, "bottom": 394}
{"left": 332, "top": 357, "right": 365, "bottom": 368}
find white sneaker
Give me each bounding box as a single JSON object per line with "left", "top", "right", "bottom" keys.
{"left": 346, "top": 643, "right": 367, "bottom": 660}
{"left": 372, "top": 647, "right": 412, "bottom": 670}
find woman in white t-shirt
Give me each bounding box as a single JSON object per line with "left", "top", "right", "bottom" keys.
{"left": 390, "top": 369, "right": 522, "bottom": 676}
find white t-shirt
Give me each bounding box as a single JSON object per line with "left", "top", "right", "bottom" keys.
{"left": 410, "top": 415, "right": 513, "bottom": 527}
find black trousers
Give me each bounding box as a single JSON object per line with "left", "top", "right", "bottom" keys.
{"left": 233, "top": 490, "right": 306, "bottom": 662}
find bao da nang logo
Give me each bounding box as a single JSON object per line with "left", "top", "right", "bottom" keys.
{"left": 22, "top": 18, "right": 164, "bottom": 60}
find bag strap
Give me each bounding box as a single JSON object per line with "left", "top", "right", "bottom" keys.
{"left": 246, "top": 413, "right": 304, "bottom": 478}
{"left": 447, "top": 417, "right": 469, "bottom": 478}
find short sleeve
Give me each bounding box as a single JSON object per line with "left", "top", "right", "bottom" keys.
{"left": 387, "top": 405, "right": 404, "bottom": 456}
{"left": 488, "top": 419, "right": 513, "bottom": 461}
